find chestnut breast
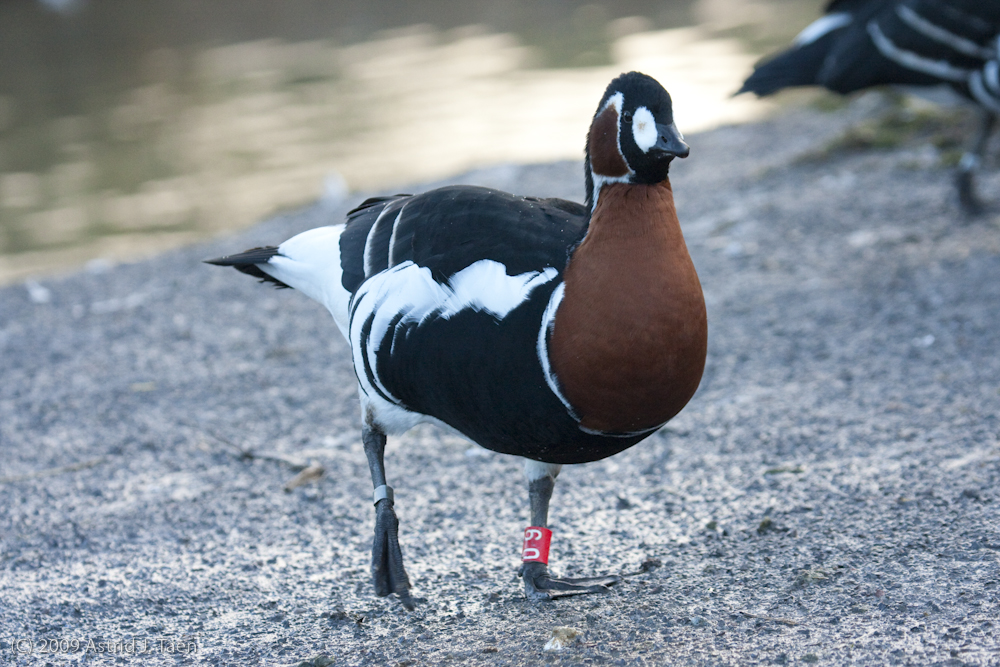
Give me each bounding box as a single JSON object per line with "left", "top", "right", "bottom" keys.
{"left": 548, "top": 180, "right": 707, "bottom": 433}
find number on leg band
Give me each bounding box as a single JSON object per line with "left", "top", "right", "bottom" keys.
{"left": 522, "top": 526, "right": 552, "bottom": 564}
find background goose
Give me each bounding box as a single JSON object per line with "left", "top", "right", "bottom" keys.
{"left": 739, "top": 0, "right": 1000, "bottom": 213}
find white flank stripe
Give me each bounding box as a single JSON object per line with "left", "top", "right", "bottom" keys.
{"left": 794, "top": 12, "right": 852, "bottom": 47}
{"left": 867, "top": 20, "right": 972, "bottom": 82}
{"left": 896, "top": 5, "right": 994, "bottom": 60}
{"left": 349, "top": 289, "right": 401, "bottom": 407}
{"left": 536, "top": 282, "right": 579, "bottom": 420}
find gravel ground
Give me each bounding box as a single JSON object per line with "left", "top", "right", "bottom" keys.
{"left": 2, "top": 94, "right": 1000, "bottom": 666}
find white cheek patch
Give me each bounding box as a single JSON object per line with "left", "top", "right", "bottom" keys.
{"left": 632, "top": 106, "right": 657, "bottom": 153}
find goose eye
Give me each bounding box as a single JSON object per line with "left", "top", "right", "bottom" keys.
{"left": 622, "top": 110, "right": 632, "bottom": 123}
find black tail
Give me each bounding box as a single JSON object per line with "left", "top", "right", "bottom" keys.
{"left": 204, "top": 246, "right": 291, "bottom": 289}
{"left": 738, "top": 35, "right": 840, "bottom": 96}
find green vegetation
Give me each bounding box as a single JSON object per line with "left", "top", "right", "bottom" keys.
{"left": 805, "top": 90, "right": 972, "bottom": 166}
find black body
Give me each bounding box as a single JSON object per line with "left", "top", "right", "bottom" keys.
{"left": 342, "top": 186, "right": 653, "bottom": 465}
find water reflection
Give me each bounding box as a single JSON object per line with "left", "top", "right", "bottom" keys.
{"left": 0, "top": 0, "right": 821, "bottom": 284}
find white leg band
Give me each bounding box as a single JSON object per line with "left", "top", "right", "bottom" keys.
{"left": 373, "top": 484, "right": 394, "bottom": 505}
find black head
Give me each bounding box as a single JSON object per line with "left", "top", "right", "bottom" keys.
{"left": 584, "top": 71, "right": 688, "bottom": 207}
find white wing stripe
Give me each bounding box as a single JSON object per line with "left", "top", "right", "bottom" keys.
{"left": 794, "top": 13, "right": 852, "bottom": 47}
{"left": 867, "top": 20, "right": 971, "bottom": 82}
{"left": 350, "top": 259, "right": 560, "bottom": 408}
{"left": 895, "top": 5, "right": 994, "bottom": 60}
{"left": 363, "top": 204, "right": 397, "bottom": 278}
{"left": 387, "top": 204, "right": 408, "bottom": 268}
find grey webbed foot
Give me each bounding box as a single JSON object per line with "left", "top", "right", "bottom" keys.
{"left": 372, "top": 499, "right": 414, "bottom": 610}
{"left": 518, "top": 561, "right": 618, "bottom": 600}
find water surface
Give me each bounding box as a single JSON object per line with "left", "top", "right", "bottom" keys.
{"left": 0, "top": 0, "right": 823, "bottom": 284}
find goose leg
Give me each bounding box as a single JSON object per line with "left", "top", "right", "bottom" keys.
{"left": 956, "top": 108, "right": 997, "bottom": 215}
{"left": 518, "top": 464, "right": 619, "bottom": 600}
{"left": 363, "top": 425, "right": 414, "bottom": 610}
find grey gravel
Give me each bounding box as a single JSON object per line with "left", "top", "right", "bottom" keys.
{"left": 2, "top": 94, "right": 1000, "bottom": 666}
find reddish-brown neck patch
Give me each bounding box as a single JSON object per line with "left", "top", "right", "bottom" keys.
{"left": 549, "top": 180, "right": 707, "bottom": 433}
{"left": 588, "top": 105, "right": 629, "bottom": 177}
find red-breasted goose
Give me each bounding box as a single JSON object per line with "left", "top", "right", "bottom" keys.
{"left": 207, "top": 71, "right": 707, "bottom": 609}
{"left": 738, "top": 0, "right": 1000, "bottom": 213}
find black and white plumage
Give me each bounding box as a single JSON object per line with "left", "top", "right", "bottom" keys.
{"left": 208, "top": 71, "right": 706, "bottom": 608}
{"left": 739, "top": 0, "right": 1000, "bottom": 212}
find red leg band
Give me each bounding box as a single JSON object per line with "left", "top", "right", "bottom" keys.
{"left": 522, "top": 526, "right": 552, "bottom": 564}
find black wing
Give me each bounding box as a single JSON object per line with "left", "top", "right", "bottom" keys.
{"left": 339, "top": 186, "right": 588, "bottom": 294}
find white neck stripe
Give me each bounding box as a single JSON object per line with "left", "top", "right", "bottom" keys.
{"left": 590, "top": 171, "right": 632, "bottom": 212}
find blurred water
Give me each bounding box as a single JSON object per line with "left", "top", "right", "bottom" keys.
{"left": 0, "top": 0, "right": 822, "bottom": 284}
